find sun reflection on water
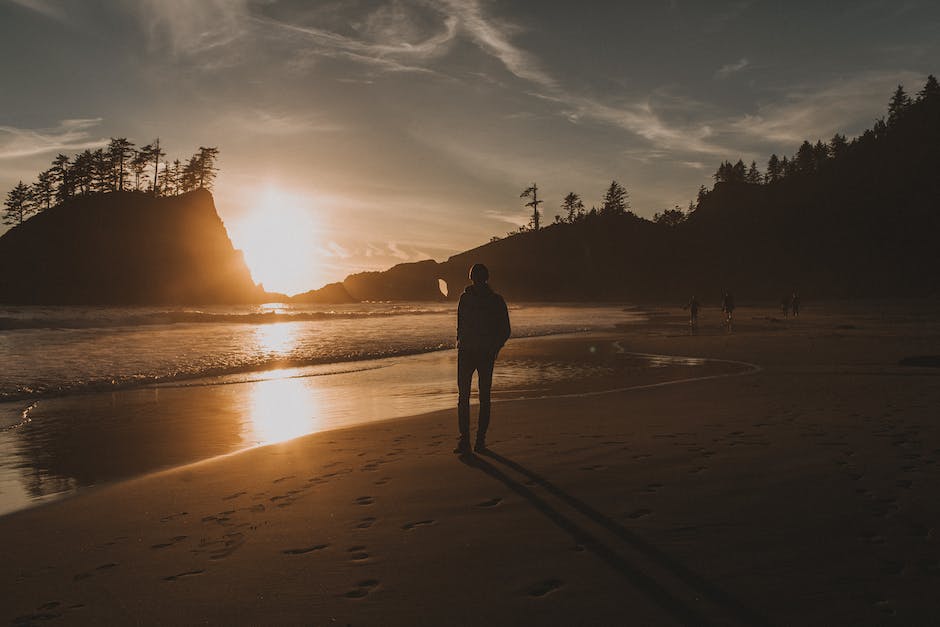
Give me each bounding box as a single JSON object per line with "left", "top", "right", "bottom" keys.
{"left": 254, "top": 322, "right": 300, "bottom": 355}
{"left": 246, "top": 374, "right": 321, "bottom": 445}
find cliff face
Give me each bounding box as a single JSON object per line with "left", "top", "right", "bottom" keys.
{"left": 0, "top": 190, "right": 265, "bottom": 305}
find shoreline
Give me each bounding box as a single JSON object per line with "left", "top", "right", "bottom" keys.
{"left": 0, "top": 324, "right": 738, "bottom": 518}
{"left": 2, "top": 304, "right": 940, "bottom": 624}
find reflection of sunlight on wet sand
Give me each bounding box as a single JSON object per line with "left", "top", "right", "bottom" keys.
{"left": 246, "top": 375, "right": 322, "bottom": 445}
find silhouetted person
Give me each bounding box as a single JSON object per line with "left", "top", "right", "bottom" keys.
{"left": 721, "top": 291, "right": 735, "bottom": 331}
{"left": 455, "top": 263, "right": 511, "bottom": 454}
{"left": 781, "top": 294, "right": 791, "bottom": 318}
{"left": 791, "top": 291, "right": 800, "bottom": 317}
{"left": 688, "top": 295, "right": 700, "bottom": 332}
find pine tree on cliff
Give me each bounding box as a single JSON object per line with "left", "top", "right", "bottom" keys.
{"left": 520, "top": 183, "right": 543, "bottom": 230}
{"left": 887, "top": 84, "right": 912, "bottom": 125}
{"left": 107, "top": 138, "right": 134, "bottom": 191}
{"left": 32, "top": 169, "right": 55, "bottom": 211}
{"left": 600, "top": 180, "right": 629, "bottom": 216}
{"left": 148, "top": 139, "right": 166, "bottom": 196}
{"left": 561, "top": 191, "right": 584, "bottom": 222}
{"left": 3, "top": 182, "right": 33, "bottom": 226}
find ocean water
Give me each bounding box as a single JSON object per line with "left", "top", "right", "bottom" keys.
{"left": 0, "top": 302, "right": 644, "bottom": 514}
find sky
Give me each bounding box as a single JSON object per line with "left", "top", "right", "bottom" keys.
{"left": 1, "top": 0, "right": 939, "bottom": 294}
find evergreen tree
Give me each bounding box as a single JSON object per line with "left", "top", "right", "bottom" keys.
{"left": 3, "top": 181, "right": 33, "bottom": 226}
{"left": 131, "top": 147, "right": 151, "bottom": 191}
{"left": 600, "top": 180, "right": 629, "bottom": 216}
{"left": 812, "top": 140, "right": 830, "bottom": 171}
{"left": 731, "top": 159, "right": 747, "bottom": 183}
{"left": 795, "top": 140, "right": 815, "bottom": 174}
{"left": 887, "top": 84, "right": 912, "bottom": 125}
{"left": 107, "top": 138, "right": 134, "bottom": 191}
{"left": 520, "top": 183, "right": 543, "bottom": 230}
{"left": 746, "top": 160, "right": 762, "bottom": 184}
{"left": 766, "top": 154, "right": 782, "bottom": 183}
{"left": 32, "top": 169, "right": 56, "bottom": 211}
{"left": 653, "top": 206, "right": 685, "bottom": 226}
{"left": 90, "top": 149, "right": 111, "bottom": 193}
{"left": 560, "top": 192, "right": 584, "bottom": 222}
{"left": 148, "top": 139, "right": 166, "bottom": 196}
{"left": 917, "top": 74, "right": 939, "bottom": 102}
{"left": 829, "top": 133, "right": 848, "bottom": 159}
{"left": 51, "top": 153, "right": 75, "bottom": 203}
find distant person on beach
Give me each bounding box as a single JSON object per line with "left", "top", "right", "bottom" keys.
{"left": 781, "top": 294, "right": 791, "bottom": 318}
{"left": 455, "top": 263, "right": 511, "bottom": 454}
{"left": 721, "top": 291, "right": 735, "bottom": 331}
{"left": 791, "top": 292, "right": 800, "bottom": 317}
{"left": 688, "top": 296, "right": 700, "bottom": 332}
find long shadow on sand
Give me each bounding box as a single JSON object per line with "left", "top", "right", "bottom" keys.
{"left": 463, "top": 450, "right": 771, "bottom": 626}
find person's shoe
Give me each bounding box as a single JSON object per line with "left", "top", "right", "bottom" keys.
{"left": 453, "top": 438, "right": 470, "bottom": 455}
{"left": 473, "top": 438, "right": 487, "bottom": 452}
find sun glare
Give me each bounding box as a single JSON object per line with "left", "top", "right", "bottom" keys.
{"left": 228, "top": 186, "right": 324, "bottom": 295}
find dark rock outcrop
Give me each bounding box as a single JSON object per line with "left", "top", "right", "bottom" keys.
{"left": 0, "top": 190, "right": 266, "bottom": 305}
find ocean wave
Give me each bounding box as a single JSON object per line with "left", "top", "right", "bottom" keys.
{"left": 0, "top": 307, "right": 451, "bottom": 330}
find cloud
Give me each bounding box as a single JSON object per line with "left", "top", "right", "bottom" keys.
{"left": 715, "top": 58, "right": 750, "bottom": 79}
{"left": 131, "top": 0, "right": 251, "bottom": 58}
{"left": 0, "top": 118, "right": 106, "bottom": 160}
{"left": 7, "top": 0, "right": 66, "bottom": 20}
{"left": 727, "top": 70, "right": 925, "bottom": 146}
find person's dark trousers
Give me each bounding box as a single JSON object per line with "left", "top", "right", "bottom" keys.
{"left": 457, "top": 347, "right": 496, "bottom": 443}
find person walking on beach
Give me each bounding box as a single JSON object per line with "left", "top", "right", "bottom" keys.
{"left": 721, "top": 290, "right": 735, "bottom": 332}
{"left": 455, "top": 263, "right": 511, "bottom": 454}
{"left": 688, "top": 295, "right": 700, "bottom": 333}
{"left": 791, "top": 291, "right": 800, "bottom": 317}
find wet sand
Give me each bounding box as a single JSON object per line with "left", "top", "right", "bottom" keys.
{"left": 2, "top": 303, "right": 940, "bottom": 625}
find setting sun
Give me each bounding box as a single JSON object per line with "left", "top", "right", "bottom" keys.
{"left": 228, "top": 186, "right": 323, "bottom": 295}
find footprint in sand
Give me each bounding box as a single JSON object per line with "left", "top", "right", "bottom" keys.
{"left": 222, "top": 491, "right": 247, "bottom": 501}
{"left": 401, "top": 520, "right": 436, "bottom": 531}
{"left": 580, "top": 464, "right": 606, "bottom": 471}
{"left": 373, "top": 477, "right": 391, "bottom": 486}
{"left": 273, "top": 475, "right": 296, "bottom": 484}
{"left": 476, "top": 498, "right": 503, "bottom": 508}
{"left": 348, "top": 546, "right": 370, "bottom": 561}
{"left": 151, "top": 535, "right": 188, "bottom": 550}
{"left": 283, "top": 544, "right": 329, "bottom": 555}
{"left": 356, "top": 516, "right": 377, "bottom": 529}
{"left": 163, "top": 569, "right": 204, "bottom": 582}
{"left": 343, "top": 579, "right": 380, "bottom": 599}
{"left": 159, "top": 512, "right": 188, "bottom": 523}
{"left": 627, "top": 508, "right": 652, "bottom": 519}
{"left": 526, "top": 578, "right": 564, "bottom": 597}
{"left": 355, "top": 496, "right": 375, "bottom": 506}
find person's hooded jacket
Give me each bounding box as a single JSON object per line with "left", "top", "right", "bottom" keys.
{"left": 457, "top": 284, "right": 511, "bottom": 355}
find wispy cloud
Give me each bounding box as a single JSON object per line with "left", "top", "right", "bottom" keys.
{"left": 715, "top": 58, "right": 750, "bottom": 79}
{"left": 132, "top": 0, "right": 251, "bottom": 58}
{"left": 7, "top": 0, "right": 66, "bottom": 21}
{"left": 727, "top": 70, "right": 924, "bottom": 146}
{"left": 0, "top": 118, "right": 106, "bottom": 160}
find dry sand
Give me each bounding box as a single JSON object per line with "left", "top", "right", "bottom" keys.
{"left": 3, "top": 303, "right": 940, "bottom": 626}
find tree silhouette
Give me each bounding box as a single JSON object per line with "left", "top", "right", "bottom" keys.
{"left": 3, "top": 181, "right": 33, "bottom": 226}
{"left": 653, "top": 206, "right": 686, "bottom": 226}
{"left": 131, "top": 146, "right": 151, "bottom": 192}
{"left": 746, "top": 161, "right": 762, "bottom": 183}
{"left": 148, "top": 139, "right": 166, "bottom": 196}
{"left": 520, "top": 183, "right": 543, "bottom": 230}
{"left": 766, "top": 154, "right": 782, "bottom": 183}
{"left": 917, "top": 74, "right": 939, "bottom": 101}
{"left": 888, "top": 84, "right": 912, "bottom": 125}
{"left": 32, "top": 169, "right": 55, "bottom": 211}
{"left": 601, "top": 180, "right": 629, "bottom": 216}
{"left": 561, "top": 191, "right": 584, "bottom": 222}
{"left": 107, "top": 138, "right": 134, "bottom": 192}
